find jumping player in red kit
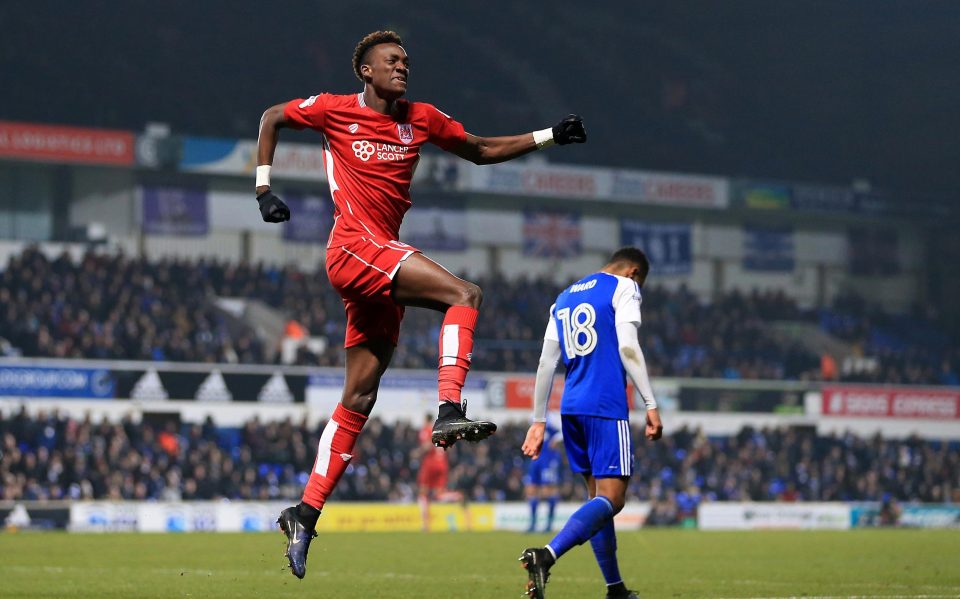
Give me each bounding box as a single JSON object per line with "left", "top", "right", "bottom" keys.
{"left": 255, "top": 31, "right": 586, "bottom": 579}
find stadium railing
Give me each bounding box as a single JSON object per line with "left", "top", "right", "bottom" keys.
{"left": 1, "top": 356, "right": 958, "bottom": 440}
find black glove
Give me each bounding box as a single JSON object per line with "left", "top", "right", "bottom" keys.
{"left": 257, "top": 190, "right": 290, "bottom": 223}
{"left": 552, "top": 114, "right": 587, "bottom": 145}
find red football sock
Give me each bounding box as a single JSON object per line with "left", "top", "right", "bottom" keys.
{"left": 437, "top": 305, "right": 479, "bottom": 404}
{"left": 301, "top": 403, "right": 367, "bottom": 511}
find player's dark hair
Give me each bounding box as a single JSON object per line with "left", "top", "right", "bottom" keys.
{"left": 353, "top": 30, "right": 404, "bottom": 82}
{"left": 608, "top": 246, "right": 650, "bottom": 278}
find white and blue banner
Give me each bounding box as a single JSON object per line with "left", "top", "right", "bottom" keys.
{"left": 620, "top": 220, "right": 692, "bottom": 275}
{"left": 699, "top": 503, "right": 851, "bottom": 530}
{"left": 851, "top": 503, "right": 960, "bottom": 528}
{"left": 457, "top": 162, "right": 729, "bottom": 209}
{"left": 0, "top": 365, "right": 114, "bottom": 398}
{"left": 743, "top": 225, "right": 795, "bottom": 272}
{"left": 179, "top": 136, "right": 327, "bottom": 181}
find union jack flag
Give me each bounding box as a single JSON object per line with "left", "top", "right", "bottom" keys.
{"left": 522, "top": 210, "right": 581, "bottom": 258}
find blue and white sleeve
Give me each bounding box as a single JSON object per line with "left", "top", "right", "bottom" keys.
{"left": 612, "top": 277, "right": 642, "bottom": 327}
{"left": 612, "top": 277, "right": 656, "bottom": 409}
{"left": 533, "top": 305, "right": 561, "bottom": 422}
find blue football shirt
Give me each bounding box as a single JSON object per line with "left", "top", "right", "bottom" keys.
{"left": 544, "top": 272, "right": 642, "bottom": 420}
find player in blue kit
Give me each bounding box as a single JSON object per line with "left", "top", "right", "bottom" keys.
{"left": 523, "top": 417, "right": 563, "bottom": 532}
{"left": 519, "top": 247, "right": 663, "bottom": 599}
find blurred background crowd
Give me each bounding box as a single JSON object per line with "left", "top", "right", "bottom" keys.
{"left": 2, "top": 248, "right": 957, "bottom": 385}
{"left": 3, "top": 409, "right": 957, "bottom": 523}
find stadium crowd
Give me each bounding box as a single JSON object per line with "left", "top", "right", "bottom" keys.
{"left": 0, "top": 248, "right": 268, "bottom": 364}
{"left": 3, "top": 410, "right": 957, "bottom": 518}
{"left": 2, "top": 248, "right": 958, "bottom": 385}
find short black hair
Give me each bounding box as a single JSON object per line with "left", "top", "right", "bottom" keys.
{"left": 607, "top": 246, "right": 650, "bottom": 278}
{"left": 353, "top": 30, "right": 403, "bottom": 82}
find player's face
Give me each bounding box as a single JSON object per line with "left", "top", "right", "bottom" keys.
{"left": 363, "top": 43, "right": 409, "bottom": 98}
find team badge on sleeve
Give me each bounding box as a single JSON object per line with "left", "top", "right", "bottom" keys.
{"left": 397, "top": 123, "right": 414, "bottom": 144}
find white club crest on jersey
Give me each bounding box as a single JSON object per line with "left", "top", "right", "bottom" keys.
{"left": 348, "top": 123, "right": 359, "bottom": 134}
{"left": 397, "top": 123, "right": 414, "bottom": 144}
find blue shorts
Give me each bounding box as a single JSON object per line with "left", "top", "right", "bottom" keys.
{"left": 524, "top": 452, "right": 561, "bottom": 486}
{"left": 561, "top": 414, "right": 633, "bottom": 478}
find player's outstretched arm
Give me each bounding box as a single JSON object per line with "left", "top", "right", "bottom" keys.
{"left": 254, "top": 103, "right": 292, "bottom": 223}
{"left": 451, "top": 114, "right": 586, "bottom": 165}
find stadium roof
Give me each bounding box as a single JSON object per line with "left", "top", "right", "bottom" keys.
{"left": 1, "top": 1, "right": 957, "bottom": 198}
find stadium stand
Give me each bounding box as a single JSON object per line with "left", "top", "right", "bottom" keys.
{"left": 2, "top": 248, "right": 957, "bottom": 384}
{"left": 2, "top": 410, "right": 957, "bottom": 510}
{"left": 0, "top": 248, "right": 267, "bottom": 364}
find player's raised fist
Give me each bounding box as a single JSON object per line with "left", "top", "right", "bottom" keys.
{"left": 257, "top": 190, "right": 291, "bottom": 223}
{"left": 552, "top": 114, "right": 587, "bottom": 145}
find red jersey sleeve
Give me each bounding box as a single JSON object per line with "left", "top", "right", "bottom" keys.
{"left": 424, "top": 103, "right": 467, "bottom": 151}
{"left": 283, "top": 94, "right": 329, "bottom": 131}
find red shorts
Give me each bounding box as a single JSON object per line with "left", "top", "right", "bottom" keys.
{"left": 326, "top": 236, "right": 418, "bottom": 347}
{"left": 418, "top": 459, "right": 449, "bottom": 491}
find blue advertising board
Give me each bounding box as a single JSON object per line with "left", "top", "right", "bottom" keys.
{"left": 620, "top": 220, "right": 692, "bottom": 275}
{"left": 0, "top": 366, "right": 115, "bottom": 398}
{"left": 142, "top": 186, "right": 209, "bottom": 236}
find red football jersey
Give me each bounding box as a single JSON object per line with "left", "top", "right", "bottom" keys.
{"left": 284, "top": 92, "right": 467, "bottom": 247}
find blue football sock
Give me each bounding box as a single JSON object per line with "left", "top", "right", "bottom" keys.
{"left": 590, "top": 519, "right": 622, "bottom": 586}
{"left": 528, "top": 498, "right": 540, "bottom": 531}
{"left": 545, "top": 496, "right": 614, "bottom": 560}
{"left": 545, "top": 496, "right": 559, "bottom": 531}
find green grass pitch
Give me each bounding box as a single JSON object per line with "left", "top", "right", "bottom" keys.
{"left": 1, "top": 530, "right": 958, "bottom": 598}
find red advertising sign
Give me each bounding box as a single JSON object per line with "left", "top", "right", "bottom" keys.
{"left": 505, "top": 377, "right": 564, "bottom": 411}
{"left": 822, "top": 386, "right": 960, "bottom": 419}
{"left": 0, "top": 121, "right": 135, "bottom": 165}
{"left": 504, "top": 376, "right": 634, "bottom": 411}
